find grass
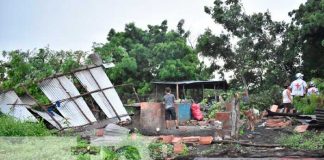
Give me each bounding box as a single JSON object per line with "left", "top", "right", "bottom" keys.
{"left": 0, "top": 115, "right": 51, "bottom": 136}
{"left": 277, "top": 131, "right": 324, "bottom": 150}
{"left": 0, "top": 136, "right": 77, "bottom": 160}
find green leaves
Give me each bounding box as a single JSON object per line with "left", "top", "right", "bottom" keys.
{"left": 96, "top": 20, "right": 212, "bottom": 96}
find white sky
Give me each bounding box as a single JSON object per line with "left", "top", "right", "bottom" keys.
{"left": 0, "top": 0, "right": 306, "bottom": 52}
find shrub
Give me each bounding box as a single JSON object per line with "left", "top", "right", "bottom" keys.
{"left": 277, "top": 131, "right": 324, "bottom": 150}
{"left": 293, "top": 95, "right": 324, "bottom": 114}
{"left": 148, "top": 142, "right": 173, "bottom": 160}
{"left": 0, "top": 115, "right": 51, "bottom": 136}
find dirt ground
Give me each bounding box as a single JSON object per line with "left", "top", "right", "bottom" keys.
{"left": 174, "top": 119, "right": 324, "bottom": 159}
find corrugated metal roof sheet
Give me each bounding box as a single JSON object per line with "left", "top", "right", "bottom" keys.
{"left": 74, "top": 66, "right": 130, "bottom": 121}
{"left": 19, "top": 95, "right": 37, "bottom": 106}
{"left": 30, "top": 109, "right": 68, "bottom": 129}
{"left": 39, "top": 76, "right": 97, "bottom": 127}
{"left": 0, "top": 91, "right": 37, "bottom": 122}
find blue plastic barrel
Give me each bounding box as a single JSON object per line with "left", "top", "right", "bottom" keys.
{"left": 176, "top": 103, "right": 191, "bottom": 122}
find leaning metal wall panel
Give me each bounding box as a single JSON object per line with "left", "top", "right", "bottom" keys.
{"left": 0, "top": 91, "right": 37, "bottom": 122}
{"left": 39, "top": 76, "right": 96, "bottom": 127}
{"left": 74, "top": 67, "right": 130, "bottom": 121}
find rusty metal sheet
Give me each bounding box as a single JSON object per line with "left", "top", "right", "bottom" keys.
{"left": 39, "top": 76, "right": 97, "bottom": 127}
{"left": 74, "top": 66, "right": 130, "bottom": 121}
{"left": 140, "top": 102, "right": 164, "bottom": 131}
{"left": 0, "top": 91, "right": 37, "bottom": 122}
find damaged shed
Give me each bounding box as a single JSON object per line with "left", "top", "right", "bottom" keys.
{"left": 152, "top": 80, "right": 228, "bottom": 102}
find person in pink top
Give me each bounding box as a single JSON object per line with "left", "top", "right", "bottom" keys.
{"left": 307, "top": 81, "right": 319, "bottom": 96}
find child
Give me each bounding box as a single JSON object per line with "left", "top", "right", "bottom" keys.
{"left": 163, "top": 87, "right": 179, "bottom": 129}
{"left": 282, "top": 84, "right": 293, "bottom": 113}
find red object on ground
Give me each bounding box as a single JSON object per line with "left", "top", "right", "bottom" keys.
{"left": 173, "top": 143, "right": 185, "bottom": 154}
{"left": 191, "top": 103, "right": 204, "bottom": 120}
{"left": 95, "top": 128, "right": 104, "bottom": 137}
{"left": 199, "top": 136, "right": 213, "bottom": 145}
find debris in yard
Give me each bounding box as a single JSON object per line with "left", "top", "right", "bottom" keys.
{"left": 265, "top": 119, "right": 292, "bottom": 128}
{"left": 215, "top": 112, "right": 231, "bottom": 129}
{"left": 270, "top": 105, "right": 278, "bottom": 112}
{"left": 214, "top": 136, "right": 222, "bottom": 141}
{"left": 160, "top": 135, "right": 174, "bottom": 143}
{"left": 294, "top": 124, "right": 309, "bottom": 133}
{"left": 104, "top": 123, "right": 130, "bottom": 136}
{"left": 0, "top": 91, "right": 37, "bottom": 122}
{"left": 224, "top": 135, "right": 231, "bottom": 140}
{"left": 199, "top": 136, "right": 213, "bottom": 145}
{"left": 171, "top": 137, "right": 182, "bottom": 144}
{"left": 95, "top": 128, "right": 104, "bottom": 137}
{"left": 182, "top": 136, "right": 200, "bottom": 143}
{"left": 258, "top": 122, "right": 266, "bottom": 127}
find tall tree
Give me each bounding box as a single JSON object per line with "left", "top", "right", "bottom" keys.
{"left": 93, "top": 20, "right": 212, "bottom": 95}
{"left": 289, "top": 0, "right": 324, "bottom": 78}
{"left": 198, "top": 0, "right": 300, "bottom": 90}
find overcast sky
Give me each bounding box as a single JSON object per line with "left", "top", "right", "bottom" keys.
{"left": 0, "top": 0, "right": 306, "bottom": 52}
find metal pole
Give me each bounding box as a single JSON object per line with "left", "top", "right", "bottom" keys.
{"left": 56, "top": 77, "right": 92, "bottom": 124}
{"left": 22, "top": 86, "right": 63, "bottom": 129}
{"left": 176, "top": 84, "right": 179, "bottom": 100}
{"left": 214, "top": 84, "right": 217, "bottom": 101}
{"left": 87, "top": 69, "right": 121, "bottom": 121}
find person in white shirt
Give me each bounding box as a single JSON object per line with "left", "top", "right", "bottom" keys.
{"left": 307, "top": 81, "right": 319, "bottom": 96}
{"left": 290, "top": 73, "right": 307, "bottom": 97}
{"left": 282, "top": 84, "right": 293, "bottom": 113}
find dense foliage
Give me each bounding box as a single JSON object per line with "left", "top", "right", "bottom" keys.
{"left": 0, "top": 49, "right": 86, "bottom": 104}
{"left": 289, "top": 0, "right": 324, "bottom": 78}
{"left": 199, "top": 0, "right": 323, "bottom": 91}
{"left": 200, "top": 0, "right": 301, "bottom": 90}
{"left": 93, "top": 20, "right": 212, "bottom": 95}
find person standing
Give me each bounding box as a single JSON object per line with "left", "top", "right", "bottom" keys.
{"left": 282, "top": 84, "right": 293, "bottom": 113}
{"left": 290, "top": 73, "right": 307, "bottom": 97}
{"left": 163, "top": 87, "right": 179, "bottom": 129}
{"left": 307, "top": 81, "right": 319, "bottom": 96}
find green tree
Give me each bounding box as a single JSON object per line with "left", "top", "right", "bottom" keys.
{"left": 289, "top": 0, "right": 324, "bottom": 78}
{"left": 93, "top": 20, "right": 212, "bottom": 96}
{"left": 199, "top": 0, "right": 301, "bottom": 90}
